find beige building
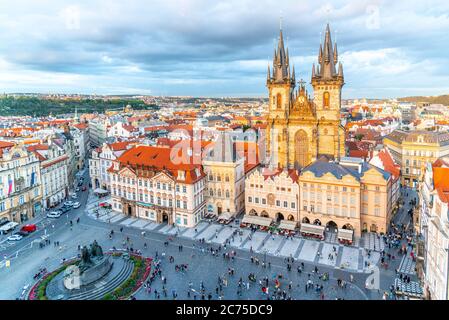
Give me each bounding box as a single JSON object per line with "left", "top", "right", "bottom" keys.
{"left": 203, "top": 133, "right": 246, "bottom": 218}
{"left": 245, "top": 168, "right": 299, "bottom": 222}
{"left": 384, "top": 130, "right": 449, "bottom": 187}
{"left": 298, "top": 157, "right": 395, "bottom": 237}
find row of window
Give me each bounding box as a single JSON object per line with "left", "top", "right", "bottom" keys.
{"left": 209, "top": 189, "right": 231, "bottom": 198}
{"left": 248, "top": 196, "right": 296, "bottom": 209}
{"left": 303, "top": 204, "right": 357, "bottom": 218}
{"left": 208, "top": 174, "right": 230, "bottom": 182}
{"left": 112, "top": 175, "right": 189, "bottom": 193}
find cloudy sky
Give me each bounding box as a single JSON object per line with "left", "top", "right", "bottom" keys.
{"left": 0, "top": 0, "right": 448, "bottom": 98}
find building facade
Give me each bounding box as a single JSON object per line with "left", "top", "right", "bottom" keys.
{"left": 0, "top": 144, "right": 42, "bottom": 223}
{"left": 203, "top": 134, "right": 246, "bottom": 218}
{"left": 109, "top": 145, "right": 206, "bottom": 228}
{"left": 298, "top": 157, "right": 395, "bottom": 237}
{"left": 384, "top": 130, "right": 449, "bottom": 187}
{"left": 245, "top": 168, "right": 299, "bottom": 222}
{"left": 27, "top": 142, "right": 69, "bottom": 209}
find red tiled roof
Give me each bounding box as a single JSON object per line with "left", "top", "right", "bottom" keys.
{"left": 107, "top": 141, "right": 136, "bottom": 151}
{"left": 378, "top": 149, "right": 401, "bottom": 178}
{"left": 437, "top": 188, "right": 449, "bottom": 204}
{"left": 73, "top": 123, "right": 88, "bottom": 130}
{"left": 112, "top": 145, "right": 205, "bottom": 184}
{"left": 433, "top": 167, "right": 449, "bottom": 190}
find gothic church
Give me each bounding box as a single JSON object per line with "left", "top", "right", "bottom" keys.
{"left": 266, "top": 24, "right": 346, "bottom": 169}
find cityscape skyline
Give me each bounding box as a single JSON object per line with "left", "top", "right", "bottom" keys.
{"left": 0, "top": 0, "right": 449, "bottom": 98}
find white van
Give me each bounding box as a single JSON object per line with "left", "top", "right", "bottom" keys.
{"left": 0, "top": 221, "right": 19, "bottom": 235}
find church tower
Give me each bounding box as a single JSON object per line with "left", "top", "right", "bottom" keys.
{"left": 266, "top": 27, "right": 295, "bottom": 168}
{"left": 311, "top": 24, "right": 345, "bottom": 159}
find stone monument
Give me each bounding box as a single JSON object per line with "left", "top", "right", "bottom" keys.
{"left": 64, "top": 240, "right": 112, "bottom": 290}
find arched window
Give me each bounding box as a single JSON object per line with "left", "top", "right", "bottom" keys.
{"left": 209, "top": 189, "right": 214, "bottom": 196}
{"left": 225, "top": 174, "right": 230, "bottom": 182}
{"left": 276, "top": 93, "right": 282, "bottom": 109}
{"left": 225, "top": 190, "right": 230, "bottom": 198}
{"left": 323, "top": 91, "right": 330, "bottom": 108}
{"left": 217, "top": 189, "right": 222, "bottom": 197}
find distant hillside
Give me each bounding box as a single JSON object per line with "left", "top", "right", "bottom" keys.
{"left": 0, "top": 96, "right": 158, "bottom": 116}
{"left": 398, "top": 95, "right": 449, "bottom": 105}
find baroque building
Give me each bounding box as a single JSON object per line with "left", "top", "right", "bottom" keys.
{"left": 266, "top": 24, "right": 345, "bottom": 169}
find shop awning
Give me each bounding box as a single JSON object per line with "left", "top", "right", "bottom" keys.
{"left": 279, "top": 220, "right": 298, "bottom": 231}
{"left": 300, "top": 223, "right": 325, "bottom": 236}
{"left": 218, "top": 212, "right": 233, "bottom": 221}
{"left": 337, "top": 228, "right": 354, "bottom": 241}
{"left": 241, "top": 215, "right": 272, "bottom": 227}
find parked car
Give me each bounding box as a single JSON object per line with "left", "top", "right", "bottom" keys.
{"left": 7, "top": 234, "right": 23, "bottom": 241}
{"left": 72, "top": 202, "right": 81, "bottom": 209}
{"left": 20, "top": 224, "right": 37, "bottom": 233}
{"left": 47, "top": 211, "right": 62, "bottom": 218}
{"left": 71, "top": 194, "right": 78, "bottom": 199}
{"left": 64, "top": 201, "right": 74, "bottom": 207}
{"left": 60, "top": 206, "right": 71, "bottom": 213}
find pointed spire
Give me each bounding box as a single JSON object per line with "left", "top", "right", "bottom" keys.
{"left": 318, "top": 44, "right": 323, "bottom": 64}
{"left": 314, "top": 23, "right": 338, "bottom": 81}
{"left": 267, "top": 64, "right": 271, "bottom": 81}
{"left": 334, "top": 42, "right": 338, "bottom": 64}
{"left": 312, "top": 63, "right": 316, "bottom": 78}
{"left": 292, "top": 64, "right": 296, "bottom": 81}
{"left": 272, "top": 25, "right": 291, "bottom": 83}
{"left": 338, "top": 62, "right": 344, "bottom": 78}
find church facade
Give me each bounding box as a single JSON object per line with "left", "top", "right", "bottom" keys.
{"left": 266, "top": 24, "right": 346, "bottom": 169}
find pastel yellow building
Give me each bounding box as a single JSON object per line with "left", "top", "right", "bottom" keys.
{"left": 298, "top": 157, "right": 395, "bottom": 237}
{"left": 384, "top": 130, "right": 449, "bottom": 187}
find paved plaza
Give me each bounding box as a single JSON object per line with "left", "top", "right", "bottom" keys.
{"left": 0, "top": 183, "right": 421, "bottom": 300}
{"left": 88, "top": 211, "right": 379, "bottom": 274}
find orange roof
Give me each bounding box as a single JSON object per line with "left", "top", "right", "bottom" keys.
{"left": 437, "top": 187, "right": 449, "bottom": 204}
{"left": 113, "top": 145, "right": 205, "bottom": 184}
{"left": 378, "top": 149, "right": 401, "bottom": 178}
{"left": 0, "top": 141, "right": 15, "bottom": 157}
{"left": 433, "top": 167, "right": 449, "bottom": 190}
{"left": 0, "top": 141, "right": 15, "bottom": 148}
{"left": 73, "top": 123, "right": 88, "bottom": 130}
{"left": 107, "top": 141, "right": 137, "bottom": 151}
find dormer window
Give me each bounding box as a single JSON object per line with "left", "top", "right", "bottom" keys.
{"left": 178, "top": 170, "right": 185, "bottom": 181}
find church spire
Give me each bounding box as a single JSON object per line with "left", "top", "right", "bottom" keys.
{"left": 270, "top": 26, "right": 294, "bottom": 84}
{"left": 338, "top": 62, "right": 344, "bottom": 78}
{"left": 312, "top": 23, "right": 342, "bottom": 82}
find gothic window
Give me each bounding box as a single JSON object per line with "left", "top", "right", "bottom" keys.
{"left": 323, "top": 92, "right": 330, "bottom": 108}
{"left": 276, "top": 93, "right": 282, "bottom": 109}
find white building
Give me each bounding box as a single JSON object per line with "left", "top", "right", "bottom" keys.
{"left": 107, "top": 121, "right": 138, "bottom": 139}
{"left": 420, "top": 158, "right": 449, "bottom": 300}
{"left": 0, "top": 142, "right": 42, "bottom": 223}
{"left": 89, "top": 141, "right": 136, "bottom": 190}
{"left": 109, "top": 145, "right": 206, "bottom": 228}
{"left": 27, "top": 141, "right": 69, "bottom": 209}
